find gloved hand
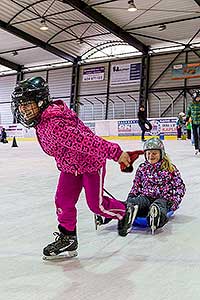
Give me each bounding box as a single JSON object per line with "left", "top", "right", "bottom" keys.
{"left": 120, "top": 150, "right": 144, "bottom": 173}
{"left": 118, "top": 151, "right": 131, "bottom": 167}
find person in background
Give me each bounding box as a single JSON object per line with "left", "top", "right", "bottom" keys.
{"left": 125, "top": 138, "right": 185, "bottom": 234}
{"left": 186, "top": 117, "right": 192, "bottom": 140}
{"left": 11, "top": 77, "right": 141, "bottom": 259}
{"left": 176, "top": 112, "right": 186, "bottom": 140}
{"left": 0, "top": 128, "right": 8, "bottom": 143}
{"left": 186, "top": 90, "right": 200, "bottom": 155}
{"left": 137, "top": 105, "right": 152, "bottom": 142}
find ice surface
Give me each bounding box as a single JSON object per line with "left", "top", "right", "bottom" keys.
{"left": 0, "top": 139, "right": 199, "bottom": 300}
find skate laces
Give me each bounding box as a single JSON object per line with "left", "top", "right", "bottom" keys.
{"left": 51, "top": 232, "right": 69, "bottom": 247}
{"left": 53, "top": 232, "right": 62, "bottom": 241}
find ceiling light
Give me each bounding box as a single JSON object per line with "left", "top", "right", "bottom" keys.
{"left": 190, "top": 43, "right": 200, "bottom": 48}
{"left": 40, "top": 19, "right": 48, "bottom": 31}
{"left": 158, "top": 24, "right": 166, "bottom": 31}
{"left": 128, "top": 0, "right": 137, "bottom": 12}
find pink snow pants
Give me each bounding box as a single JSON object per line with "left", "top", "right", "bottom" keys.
{"left": 55, "top": 164, "right": 126, "bottom": 231}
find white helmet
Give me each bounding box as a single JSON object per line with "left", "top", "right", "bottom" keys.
{"left": 143, "top": 138, "right": 165, "bottom": 159}
{"left": 192, "top": 90, "right": 200, "bottom": 101}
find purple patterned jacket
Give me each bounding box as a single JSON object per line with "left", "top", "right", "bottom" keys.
{"left": 129, "top": 161, "right": 186, "bottom": 211}
{"left": 35, "top": 100, "right": 123, "bottom": 175}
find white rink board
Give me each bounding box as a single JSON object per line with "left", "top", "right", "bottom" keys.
{"left": 0, "top": 116, "right": 177, "bottom": 138}
{"left": 0, "top": 139, "right": 199, "bottom": 300}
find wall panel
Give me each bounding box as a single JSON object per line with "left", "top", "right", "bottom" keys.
{"left": 48, "top": 68, "right": 72, "bottom": 107}
{"left": 0, "top": 75, "right": 17, "bottom": 124}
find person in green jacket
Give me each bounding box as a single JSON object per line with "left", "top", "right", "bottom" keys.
{"left": 186, "top": 90, "right": 200, "bottom": 155}
{"left": 186, "top": 118, "right": 192, "bottom": 140}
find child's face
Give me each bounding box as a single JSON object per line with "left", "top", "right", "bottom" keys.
{"left": 19, "top": 101, "right": 40, "bottom": 121}
{"left": 146, "top": 150, "right": 161, "bottom": 164}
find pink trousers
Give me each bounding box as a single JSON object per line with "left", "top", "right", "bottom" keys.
{"left": 55, "top": 164, "right": 126, "bottom": 231}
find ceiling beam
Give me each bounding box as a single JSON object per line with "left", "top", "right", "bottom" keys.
{"left": 193, "top": 0, "right": 200, "bottom": 6}
{"left": 61, "top": 0, "right": 148, "bottom": 54}
{"left": 0, "top": 56, "right": 21, "bottom": 71}
{"left": 0, "top": 19, "right": 76, "bottom": 63}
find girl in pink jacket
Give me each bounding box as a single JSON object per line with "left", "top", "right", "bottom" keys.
{"left": 11, "top": 77, "right": 137, "bottom": 259}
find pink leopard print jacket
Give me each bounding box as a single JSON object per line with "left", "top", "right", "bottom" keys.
{"left": 36, "top": 100, "right": 123, "bottom": 175}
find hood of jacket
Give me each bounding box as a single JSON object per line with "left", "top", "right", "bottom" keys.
{"left": 41, "top": 100, "right": 76, "bottom": 120}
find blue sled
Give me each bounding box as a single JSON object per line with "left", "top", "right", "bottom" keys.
{"left": 132, "top": 210, "right": 174, "bottom": 228}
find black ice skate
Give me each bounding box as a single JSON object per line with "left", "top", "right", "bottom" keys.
{"left": 149, "top": 204, "right": 161, "bottom": 235}
{"left": 94, "top": 214, "right": 112, "bottom": 230}
{"left": 118, "top": 204, "right": 139, "bottom": 236}
{"left": 43, "top": 232, "right": 78, "bottom": 260}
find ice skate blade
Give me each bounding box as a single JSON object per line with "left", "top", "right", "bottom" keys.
{"left": 150, "top": 215, "right": 156, "bottom": 235}
{"left": 150, "top": 210, "right": 156, "bottom": 235}
{"left": 151, "top": 226, "right": 156, "bottom": 235}
{"left": 149, "top": 205, "right": 160, "bottom": 235}
{"left": 132, "top": 205, "right": 139, "bottom": 223}
{"left": 42, "top": 250, "right": 78, "bottom": 261}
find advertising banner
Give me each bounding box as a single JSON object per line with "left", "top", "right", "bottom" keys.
{"left": 118, "top": 120, "right": 140, "bottom": 136}
{"left": 118, "top": 118, "right": 177, "bottom": 136}
{"left": 82, "top": 66, "right": 105, "bottom": 82}
{"left": 110, "top": 63, "right": 141, "bottom": 86}
{"left": 172, "top": 62, "right": 200, "bottom": 80}
{"left": 4, "top": 124, "right": 24, "bottom": 137}
{"left": 158, "top": 118, "right": 177, "bottom": 135}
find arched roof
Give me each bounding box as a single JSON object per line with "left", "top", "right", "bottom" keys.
{"left": 0, "top": 0, "right": 199, "bottom": 71}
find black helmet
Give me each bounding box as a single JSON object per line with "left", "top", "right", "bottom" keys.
{"left": 11, "top": 76, "right": 51, "bottom": 128}
{"left": 192, "top": 90, "right": 200, "bottom": 101}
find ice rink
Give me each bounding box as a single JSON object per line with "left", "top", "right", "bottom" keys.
{"left": 1, "top": 138, "right": 199, "bottom": 300}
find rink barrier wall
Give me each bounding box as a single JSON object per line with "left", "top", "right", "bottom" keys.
{"left": 1, "top": 117, "right": 178, "bottom": 140}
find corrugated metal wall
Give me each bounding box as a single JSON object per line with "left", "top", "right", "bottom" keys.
{"left": 183, "top": 52, "right": 200, "bottom": 86}
{"left": 78, "top": 58, "right": 141, "bottom": 120}
{"left": 148, "top": 91, "right": 186, "bottom": 118}
{"left": 79, "top": 62, "right": 108, "bottom": 120}
{"left": 78, "top": 95, "right": 107, "bottom": 120}
{"left": 149, "top": 52, "right": 185, "bottom": 88}
{"left": 107, "top": 92, "right": 139, "bottom": 119}
{"left": 48, "top": 67, "right": 72, "bottom": 107}
{"left": 0, "top": 50, "right": 200, "bottom": 124}
{"left": 24, "top": 71, "right": 47, "bottom": 81}
{"left": 109, "top": 58, "right": 140, "bottom": 120}
{"left": 0, "top": 75, "right": 17, "bottom": 124}
{"left": 148, "top": 51, "right": 200, "bottom": 118}
{"left": 0, "top": 69, "right": 73, "bottom": 124}
{"left": 79, "top": 62, "right": 108, "bottom": 95}
{"left": 24, "top": 68, "right": 72, "bottom": 106}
